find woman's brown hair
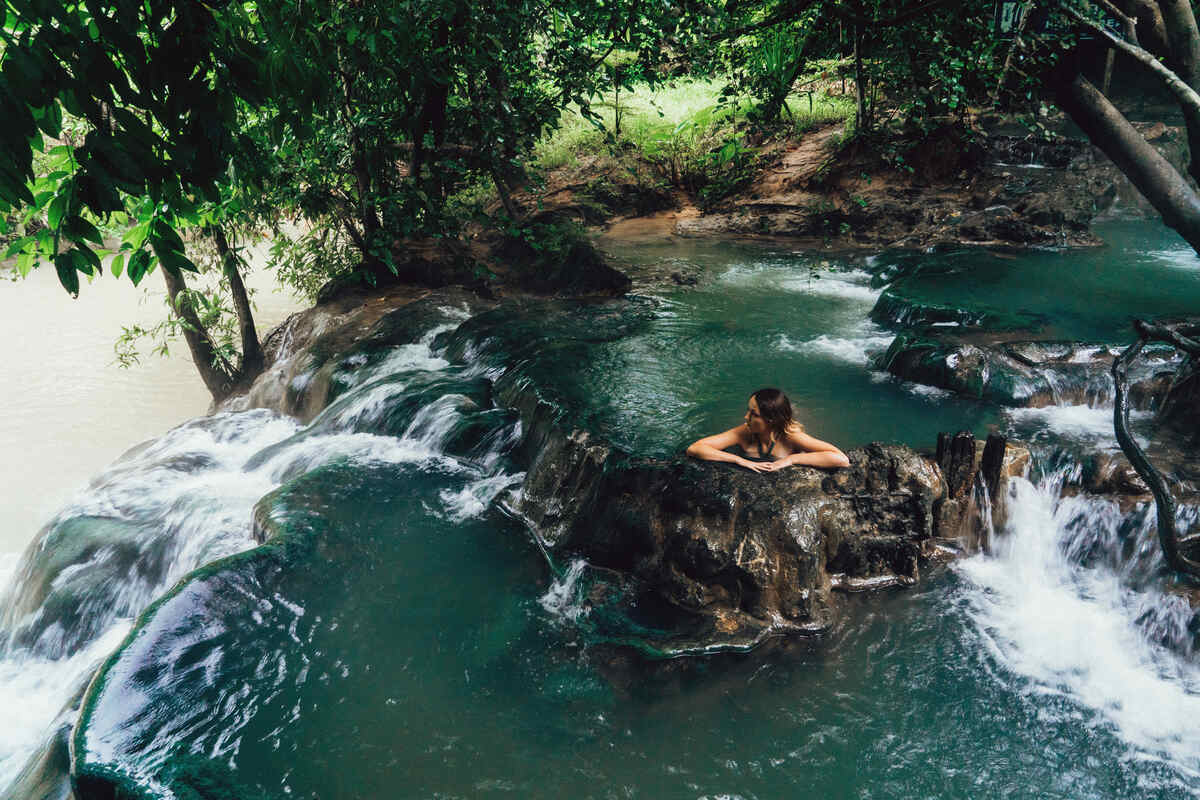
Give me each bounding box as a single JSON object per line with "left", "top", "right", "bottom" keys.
{"left": 751, "top": 387, "right": 800, "bottom": 440}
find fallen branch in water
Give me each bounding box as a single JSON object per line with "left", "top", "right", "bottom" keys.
{"left": 1112, "top": 319, "right": 1200, "bottom": 579}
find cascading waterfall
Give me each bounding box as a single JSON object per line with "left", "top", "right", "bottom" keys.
{"left": 957, "top": 468, "right": 1200, "bottom": 785}
{"left": 3, "top": 231, "right": 1199, "bottom": 797}
{"left": 0, "top": 306, "right": 522, "bottom": 793}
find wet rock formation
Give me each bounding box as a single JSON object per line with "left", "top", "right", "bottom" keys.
{"left": 223, "top": 288, "right": 492, "bottom": 422}
{"left": 1159, "top": 355, "right": 1200, "bottom": 447}
{"left": 204, "top": 293, "right": 1040, "bottom": 656}
{"left": 869, "top": 290, "right": 1049, "bottom": 332}
{"left": 511, "top": 396, "right": 1028, "bottom": 649}
{"left": 878, "top": 334, "right": 1180, "bottom": 409}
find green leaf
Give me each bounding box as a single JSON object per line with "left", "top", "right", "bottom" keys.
{"left": 38, "top": 102, "right": 62, "bottom": 140}
{"left": 64, "top": 215, "right": 104, "bottom": 246}
{"left": 73, "top": 246, "right": 101, "bottom": 276}
{"left": 122, "top": 221, "right": 150, "bottom": 250}
{"left": 150, "top": 218, "right": 184, "bottom": 253}
{"left": 110, "top": 252, "right": 125, "bottom": 279}
{"left": 128, "top": 249, "right": 151, "bottom": 286}
{"left": 4, "top": 236, "right": 33, "bottom": 259}
{"left": 45, "top": 145, "right": 72, "bottom": 171}
{"left": 16, "top": 250, "right": 35, "bottom": 278}
{"left": 0, "top": 168, "right": 35, "bottom": 207}
{"left": 54, "top": 253, "right": 79, "bottom": 295}
{"left": 47, "top": 194, "right": 67, "bottom": 229}
{"left": 36, "top": 228, "right": 53, "bottom": 255}
{"left": 154, "top": 245, "right": 198, "bottom": 276}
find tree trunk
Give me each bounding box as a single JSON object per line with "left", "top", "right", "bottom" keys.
{"left": 1156, "top": 0, "right": 1200, "bottom": 181}
{"left": 1119, "top": 0, "right": 1169, "bottom": 53}
{"left": 209, "top": 225, "right": 263, "bottom": 376}
{"left": 1053, "top": 69, "right": 1200, "bottom": 253}
{"left": 853, "top": 24, "right": 868, "bottom": 131}
{"left": 160, "top": 266, "right": 237, "bottom": 401}
{"left": 338, "top": 48, "right": 380, "bottom": 255}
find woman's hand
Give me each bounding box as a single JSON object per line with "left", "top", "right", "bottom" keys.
{"left": 738, "top": 458, "right": 774, "bottom": 473}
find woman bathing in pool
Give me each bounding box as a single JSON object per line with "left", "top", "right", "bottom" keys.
{"left": 685, "top": 387, "right": 850, "bottom": 473}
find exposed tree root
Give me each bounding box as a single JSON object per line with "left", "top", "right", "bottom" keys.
{"left": 1112, "top": 319, "right": 1200, "bottom": 579}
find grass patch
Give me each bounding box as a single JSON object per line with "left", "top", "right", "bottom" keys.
{"left": 532, "top": 75, "right": 856, "bottom": 208}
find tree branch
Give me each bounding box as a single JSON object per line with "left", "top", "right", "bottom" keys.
{"left": 1134, "top": 318, "right": 1200, "bottom": 354}
{"left": 708, "top": 0, "right": 819, "bottom": 41}
{"left": 209, "top": 225, "right": 263, "bottom": 377}
{"left": 826, "top": 0, "right": 956, "bottom": 28}
{"left": 1112, "top": 321, "right": 1200, "bottom": 579}
{"left": 160, "top": 266, "right": 237, "bottom": 400}
{"left": 711, "top": 0, "right": 953, "bottom": 42}
{"left": 1090, "top": 0, "right": 1138, "bottom": 41}
{"left": 1058, "top": 2, "right": 1200, "bottom": 122}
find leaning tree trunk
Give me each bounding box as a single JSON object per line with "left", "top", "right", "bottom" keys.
{"left": 160, "top": 266, "right": 238, "bottom": 401}
{"left": 1053, "top": 69, "right": 1200, "bottom": 253}
{"left": 1157, "top": 0, "right": 1200, "bottom": 181}
{"left": 209, "top": 225, "right": 263, "bottom": 376}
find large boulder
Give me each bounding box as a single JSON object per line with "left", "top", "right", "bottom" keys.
{"left": 512, "top": 418, "right": 1028, "bottom": 649}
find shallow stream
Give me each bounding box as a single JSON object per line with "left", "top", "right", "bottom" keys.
{"left": 3, "top": 220, "right": 1200, "bottom": 798}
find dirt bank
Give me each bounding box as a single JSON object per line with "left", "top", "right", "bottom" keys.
{"left": 527, "top": 117, "right": 1188, "bottom": 254}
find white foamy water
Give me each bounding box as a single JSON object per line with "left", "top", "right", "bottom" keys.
{"left": 777, "top": 270, "right": 882, "bottom": 302}
{"left": 539, "top": 559, "right": 590, "bottom": 623}
{"left": 1146, "top": 246, "right": 1200, "bottom": 272}
{"left": 439, "top": 472, "right": 525, "bottom": 523}
{"left": 903, "top": 382, "right": 953, "bottom": 400}
{"left": 777, "top": 325, "right": 893, "bottom": 366}
{"left": 1005, "top": 404, "right": 1151, "bottom": 443}
{"left": 867, "top": 371, "right": 954, "bottom": 400}
{"left": 958, "top": 477, "right": 1200, "bottom": 790}
{"left": 0, "top": 303, "right": 518, "bottom": 791}
{"left": 0, "top": 616, "right": 132, "bottom": 786}
{"left": 0, "top": 410, "right": 306, "bottom": 790}
{"left": 718, "top": 263, "right": 882, "bottom": 303}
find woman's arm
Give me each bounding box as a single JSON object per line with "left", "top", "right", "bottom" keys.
{"left": 685, "top": 427, "right": 772, "bottom": 473}
{"left": 765, "top": 428, "right": 851, "bottom": 471}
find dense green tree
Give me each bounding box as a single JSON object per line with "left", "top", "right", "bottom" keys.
{"left": 0, "top": 0, "right": 670, "bottom": 398}
{"left": 254, "top": 0, "right": 675, "bottom": 286}
{"left": 0, "top": 0, "right": 288, "bottom": 398}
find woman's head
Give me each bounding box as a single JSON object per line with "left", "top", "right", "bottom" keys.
{"left": 746, "top": 387, "right": 795, "bottom": 440}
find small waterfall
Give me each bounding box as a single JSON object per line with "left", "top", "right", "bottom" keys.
{"left": 958, "top": 469, "right": 1200, "bottom": 786}
{"left": 1036, "top": 367, "right": 1067, "bottom": 406}
{"left": 538, "top": 558, "right": 591, "bottom": 623}
{"left": 0, "top": 305, "right": 518, "bottom": 792}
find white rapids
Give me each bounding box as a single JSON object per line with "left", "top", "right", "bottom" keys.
{"left": 958, "top": 474, "right": 1200, "bottom": 791}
